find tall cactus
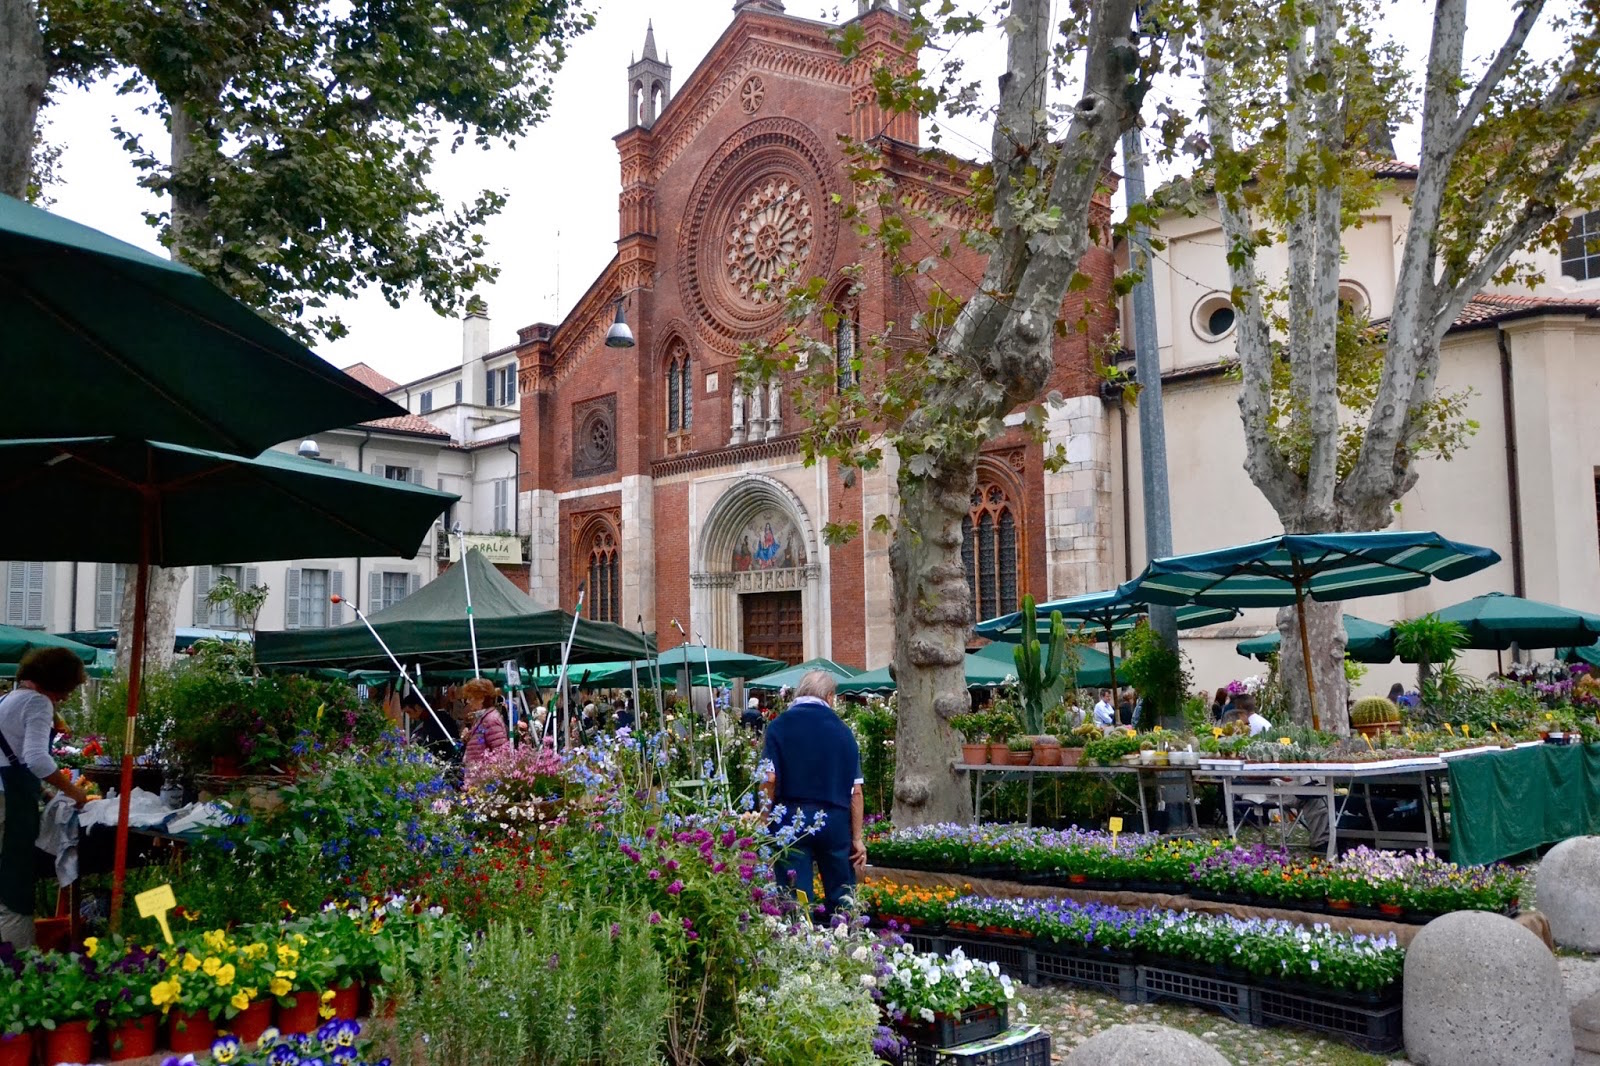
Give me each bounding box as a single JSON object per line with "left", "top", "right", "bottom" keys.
{"left": 1012, "top": 595, "right": 1075, "bottom": 735}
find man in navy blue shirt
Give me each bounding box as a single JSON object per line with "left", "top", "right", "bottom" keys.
{"left": 760, "top": 670, "right": 866, "bottom": 914}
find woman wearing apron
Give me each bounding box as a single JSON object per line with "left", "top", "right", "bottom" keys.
{"left": 0, "top": 647, "right": 90, "bottom": 947}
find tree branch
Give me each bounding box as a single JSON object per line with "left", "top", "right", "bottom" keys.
{"left": 1448, "top": 0, "right": 1548, "bottom": 151}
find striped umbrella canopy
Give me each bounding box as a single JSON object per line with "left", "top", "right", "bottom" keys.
{"left": 1124, "top": 531, "right": 1500, "bottom": 728}
{"left": 1236, "top": 614, "right": 1397, "bottom": 663}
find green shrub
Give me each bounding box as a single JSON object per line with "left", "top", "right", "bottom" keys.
{"left": 391, "top": 907, "right": 667, "bottom": 1066}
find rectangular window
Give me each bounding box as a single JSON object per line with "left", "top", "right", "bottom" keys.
{"left": 211, "top": 564, "right": 243, "bottom": 628}
{"left": 95, "top": 564, "right": 127, "bottom": 629}
{"left": 382, "top": 465, "right": 413, "bottom": 482}
{"left": 300, "top": 568, "right": 329, "bottom": 628}
{"left": 493, "top": 478, "right": 511, "bottom": 532}
{"left": 419, "top": 390, "right": 433, "bottom": 414}
{"left": 379, "top": 571, "right": 411, "bottom": 610}
{"left": 455, "top": 380, "right": 463, "bottom": 404}
{"left": 1563, "top": 211, "right": 1600, "bottom": 282}
{"left": 487, "top": 365, "right": 518, "bottom": 407}
{"left": 2, "top": 561, "right": 45, "bottom": 628}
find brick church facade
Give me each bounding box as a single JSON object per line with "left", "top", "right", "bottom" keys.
{"left": 507, "top": 0, "right": 1119, "bottom": 667}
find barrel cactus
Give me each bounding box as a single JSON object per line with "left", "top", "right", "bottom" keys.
{"left": 1350, "top": 696, "right": 1401, "bottom": 726}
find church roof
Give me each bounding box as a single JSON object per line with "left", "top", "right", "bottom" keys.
{"left": 342, "top": 362, "right": 401, "bottom": 394}
{"left": 1449, "top": 292, "right": 1600, "bottom": 331}
{"left": 641, "top": 20, "right": 659, "bottom": 61}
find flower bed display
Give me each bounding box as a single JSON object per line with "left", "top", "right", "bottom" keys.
{"left": 866, "top": 825, "right": 1523, "bottom": 917}
{"left": 879, "top": 943, "right": 1016, "bottom": 1048}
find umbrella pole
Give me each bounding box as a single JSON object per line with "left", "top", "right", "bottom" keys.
{"left": 554, "top": 587, "right": 585, "bottom": 750}
{"left": 1105, "top": 628, "right": 1119, "bottom": 710}
{"left": 454, "top": 529, "right": 480, "bottom": 679}
{"left": 1296, "top": 586, "right": 1321, "bottom": 732}
{"left": 700, "top": 638, "right": 727, "bottom": 801}
{"left": 1497, "top": 648, "right": 1504, "bottom": 676}
{"left": 337, "top": 597, "right": 456, "bottom": 748}
{"left": 109, "top": 519, "right": 152, "bottom": 933}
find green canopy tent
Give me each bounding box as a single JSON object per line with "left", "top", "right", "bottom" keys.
{"left": 746, "top": 657, "right": 861, "bottom": 692}
{"left": 1422, "top": 592, "right": 1600, "bottom": 673}
{"left": 969, "top": 639, "right": 1124, "bottom": 690}
{"left": 0, "top": 626, "right": 99, "bottom": 666}
{"left": 1125, "top": 531, "right": 1500, "bottom": 729}
{"left": 255, "top": 549, "right": 655, "bottom": 670}
{"left": 0, "top": 194, "right": 403, "bottom": 454}
{"left": 1236, "top": 614, "right": 1397, "bottom": 663}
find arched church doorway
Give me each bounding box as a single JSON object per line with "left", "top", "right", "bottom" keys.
{"left": 694, "top": 476, "right": 820, "bottom": 662}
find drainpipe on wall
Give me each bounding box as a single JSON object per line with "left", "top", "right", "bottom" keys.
{"left": 507, "top": 442, "right": 520, "bottom": 536}
{"left": 1497, "top": 326, "right": 1528, "bottom": 602}
{"left": 355, "top": 430, "right": 373, "bottom": 611}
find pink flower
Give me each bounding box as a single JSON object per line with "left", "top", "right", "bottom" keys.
{"left": 666, "top": 879, "right": 684, "bottom": 896}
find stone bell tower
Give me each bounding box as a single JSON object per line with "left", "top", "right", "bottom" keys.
{"left": 626, "top": 22, "right": 672, "bottom": 129}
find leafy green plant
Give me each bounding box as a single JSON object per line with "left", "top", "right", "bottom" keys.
{"left": 1082, "top": 731, "right": 1143, "bottom": 766}
{"left": 1118, "top": 621, "right": 1192, "bottom": 728}
{"left": 949, "top": 713, "right": 987, "bottom": 743}
{"left": 1010, "top": 597, "right": 1077, "bottom": 735}
{"left": 852, "top": 700, "right": 896, "bottom": 817}
{"left": 1393, "top": 614, "right": 1470, "bottom": 697}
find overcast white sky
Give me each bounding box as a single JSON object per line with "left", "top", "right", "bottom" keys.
{"left": 37, "top": 0, "right": 1531, "bottom": 385}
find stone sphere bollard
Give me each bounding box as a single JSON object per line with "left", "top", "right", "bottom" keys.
{"left": 1538, "top": 836, "right": 1600, "bottom": 952}
{"left": 1065, "top": 1024, "right": 1229, "bottom": 1066}
{"left": 1404, "top": 910, "right": 1572, "bottom": 1065}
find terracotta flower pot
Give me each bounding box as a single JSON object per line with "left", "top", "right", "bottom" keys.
{"left": 0, "top": 1032, "right": 29, "bottom": 1066}
{"left": 1060, "top": 746, "right": 1084, "bottom": 767}
{"left": 1008, "top": 748, "right": 1033, "bottom": 766}
{"left": 276, "top": 990, "right": 323, "bottom": 1035}
{"left": 1031, "top": 738, "right": 1062, "bottom": 766}
{"left": 960, "top": 742, "right": 988, "bottom": 765}
{"left": 40, "top": 1020, "right": 93, "bottom": 1066}
{"left": 987, "top": 742, "right": 1008, "bottom": 764}
{"left": 1328, "top": 898, "right": 1353, "bottom": 911}
{"left": 228, "top": 999, "right": 274, "bottom": 1045}
{"left": 330, "top": 982, "right": 360, "bottom": 1021}
{"left": 107, "top": 1015, "right": 160, "bottom": 1061}
{"left": 167, "top": 1008, "right": 218, "bottom": 1053}
{"left": 1378, "top": 903, "right": 1404, "bottom": 917}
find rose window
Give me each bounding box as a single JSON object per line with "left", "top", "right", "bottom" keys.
{"left": 725, "top": 179, "right": 814, "bottom": 304}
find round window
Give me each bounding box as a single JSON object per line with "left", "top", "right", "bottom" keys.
{"left": 1193, "top": 294, "right": 1237, "bottom": 341}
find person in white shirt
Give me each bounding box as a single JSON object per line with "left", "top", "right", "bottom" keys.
{"left": 0, "top": 648, "right": 91, "bottom": 948}
{"left": 1092, "top": 689, "right": 1115, "bottom": 727}
{"left": 1247, "top": 711, "right": 1272, "bottom": 736}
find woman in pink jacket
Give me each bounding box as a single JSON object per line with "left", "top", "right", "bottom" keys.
{"left": 458, "top": 677, "right": 509, "bottom": 786}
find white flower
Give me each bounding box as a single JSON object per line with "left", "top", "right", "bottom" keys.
{"left": 919, "top": 1007, "right": 935, "bottom": 1023}
{"left": 859, "top": 974, "right": 876, "bottom": 988}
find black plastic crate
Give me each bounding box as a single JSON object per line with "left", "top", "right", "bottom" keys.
{"left": 1032, "top": 948, "right": 1138, "bottom": 1002}
{"left": 1255, "top": 986, "right": 1404, "bottom": 1054}
{"left": 943, "top": 936, "right": 1034, "bottom": 985}
{"left": 902, "top": 930, "right": 945, "bottom": 955}
{"left": 1137, "top": 965, "right": 1255, "bottom": 1024}
{"left": 898, "top": 1003, "right": 1007, "bottom": 1049}
{"left": 909, "top": 1028, "right": 1050, "bottom": 1066}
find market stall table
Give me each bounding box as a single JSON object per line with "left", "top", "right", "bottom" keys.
{"left": 953, "top": 761, "right": 1200, "bottom": 833}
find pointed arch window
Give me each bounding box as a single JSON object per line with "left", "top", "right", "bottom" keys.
{"left": 834, "top": 309, "right": 859, "bottom": 390}
{"left": 666, "top": 347, "right": 693, "bottom": 453}
{"left": 961, "top": 477, "right": 1021, "bottom": 623}
{"left": 581, "top": 520, "right": 621, "bottom": 624}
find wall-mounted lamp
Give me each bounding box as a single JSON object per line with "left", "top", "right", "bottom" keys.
{"left": 605, "top": 297, "right": 636, "bottom": 348}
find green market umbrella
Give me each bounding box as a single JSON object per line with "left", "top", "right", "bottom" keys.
{"left": 836, "top": 652, "right": 1019, "bottom": 695}
{"left": 0, "top": 194, "right": 403, "bottom": 454}
{"left": 652, "top": 644, "right": 784, "bottom": 683}
{"left": 0, "top": 435, "right": 456, "bottom": 926}
{"left": 1236, "top": 614, "right": 1397, "bottom": 664}
{"left": 969, "top": 638, "right": 1124, "bottom": 690}
{"left": 1125, "top": 531, "right": 1500, "bottom": 728}
{"left": 975, "top": 585, "right": 1236, "bottom": 699}
{"left": 0, "top": 626, "right": 99, "bottom": 666}
{"left": 1428, "top": 593, "right": 1600, "bottom": 671}
{"left": 746, "top": 657, "right": 862, "bottom": 691}
{"left": 255, "top": 549, "right": 654, "bottom": 670}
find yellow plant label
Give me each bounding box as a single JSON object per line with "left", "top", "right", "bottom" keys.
{"left": 136, "top": 884, "right": 177, "bottom": 945}
{"left": 1108, "top": 817, "right": 1123, "bottom": 833}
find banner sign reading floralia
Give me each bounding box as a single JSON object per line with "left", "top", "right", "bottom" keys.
{"left": 448, "top": 533, "right": 524, "bottom": 565}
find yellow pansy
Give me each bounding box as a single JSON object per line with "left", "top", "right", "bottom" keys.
{"left": 276, "top": 944, "right": 299, "bottom": 965}
{"left": 244, "top": 943, "right": 269, "bottom": 961}
{"left": 269, "top": 977, "right": 292, "bottom": 998}
{"left": 215, "top": 963, "right": 236, "bottom": 987}
{"left": 83, "top": 937, "right": 99, "bottom": 959}
{"left": 230, "top": 990, "right": 251, "bottom": 1012}
{"left": 182, "top": 954, "right": 202, "bottom": 973}
{"left": 320, "top": 990, "right": 336, "bottom": 1002}
{"left": 203, "top": 956, "right": 221, "bottom": 976}
{"left": 151, "top": 978, "right": 182, "bottom": 1008}
{"left": 204, "top": 930, "right": 229, "bottom": 954}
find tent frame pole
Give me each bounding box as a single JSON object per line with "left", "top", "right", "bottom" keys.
{"left": 1296, "top": 585, "right": 1321, "bottom": 732}
{"left": 454, "top": 530, "right": 481, "bottom": 678}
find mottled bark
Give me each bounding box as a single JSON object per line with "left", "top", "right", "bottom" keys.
{"left": 1275, "top": 599, "right": 1349, "bottom": 734}
{"left": 117, "top": 565, "right": 186, "bottom": 675}
{"left": 889, "top": 0, "right": 1141, "bottom": 824}
{"left": 0, "top": 0, "right": 45, "bottom": 198}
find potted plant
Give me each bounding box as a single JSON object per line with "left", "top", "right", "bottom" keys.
{"left": 1060, "top": 723, "right": 1097, "bottom": 767}
{"left": 0, "top": 947, "right": 41, "bottom": 1066}
{"left": 880, "top": 943, "right": 1014, "bottom": 1049}
{"left": 94, "top": 938, "right": 166, "bottom": 1061}
{"left": 1005, "top": 736, "right": 1035, "bottom": 765}
{"left": 985, "top": 712, "right": 1016, "bottom": 764}
{"left": 33, "top": 948, "right": 98, "bottom": 1066}
{"left": 1349, "top": 696, "right": 1402, "bottom": 736}
{"left": 950, "top": 714, "right": 989, "bottom": 766}
{"left": 1009, "top": 596, "right": 1076, "bottom": 763}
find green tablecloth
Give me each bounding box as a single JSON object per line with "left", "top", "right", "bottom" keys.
{"left": 1447, "top": 743, "right": 1600, "bottom": 865}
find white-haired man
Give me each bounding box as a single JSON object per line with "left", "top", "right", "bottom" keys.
{"left": 760, "top": 669, "right": 866, "bottom": 914}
